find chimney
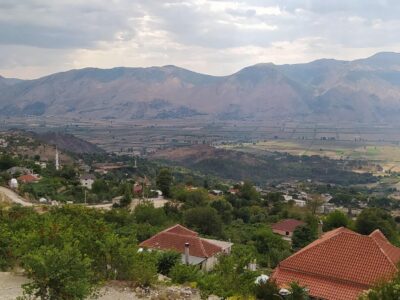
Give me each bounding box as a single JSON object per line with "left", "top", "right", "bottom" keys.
{"left": 318, "top": 220, "right": 323, "bottom": 237}
{"left": 184, "top": 242, "right": 190, "bottom": 265}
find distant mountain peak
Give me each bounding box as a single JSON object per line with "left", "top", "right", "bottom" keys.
{"left": 1, "top": 52, "right": 400, "bottom": 124}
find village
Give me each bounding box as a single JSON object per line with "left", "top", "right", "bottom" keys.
{"left": 1, "top": 130, "right": 400, "bottom": 299}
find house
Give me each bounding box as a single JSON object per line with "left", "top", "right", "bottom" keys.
{"left": 271, "top": 227, "right": 400, "bottom": 300}
{"left": 80, "top": 174, "right": 96, "bottom": 190}
{"left": 271, "top": 219, "right": 305, "bottom": 241}
{"left": 139, "top": 224, "right": 233, "bottom": 271}
{"left": 17, "top": 174, "right": 39, "bottom": 184}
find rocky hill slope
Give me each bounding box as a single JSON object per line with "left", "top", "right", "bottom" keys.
{"left": 1, "top": 52, "right": 400, "bottom": 123}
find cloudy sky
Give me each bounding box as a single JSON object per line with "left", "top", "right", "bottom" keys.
{"left": 1, "top": 0, "right": 400, "bottom": 79}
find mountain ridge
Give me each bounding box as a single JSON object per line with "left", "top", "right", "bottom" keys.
{"left": 1, "top": 52, "right": 400, "bottom": 123}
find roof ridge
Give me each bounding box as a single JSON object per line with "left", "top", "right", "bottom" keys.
{"left": 278, "top": 266, "right": 370, "bottom": 289}
{"left": 162, "top": 224, "right": 198, "bottom": 235}
{"left": 369, "top": 234, "right": 399, "bottom": 270}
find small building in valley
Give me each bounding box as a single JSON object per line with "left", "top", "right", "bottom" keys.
{"left": 80, "top": 174, "right": 96, "bottom": 190}
{"left": 272, "top": 227, "right": 400, "bottom": 300}
{"left": 17, "top": 174, "right": 40, "bottom": 184}
{"left": 139, "top": 224, "right": 233, "bottom": 271}
{"left": 271, "top": 219, "right": 305, "bottom": 241}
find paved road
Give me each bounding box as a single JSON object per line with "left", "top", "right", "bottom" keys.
{"left": 0, "top": 186, "right": 33, "bottom": 207}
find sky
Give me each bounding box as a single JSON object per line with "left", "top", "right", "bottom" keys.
{"left": 1, "top": 0, "right": 400, "bottom": 79}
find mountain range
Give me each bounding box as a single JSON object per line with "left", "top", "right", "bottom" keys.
{"left": 1, "top": 52, "right": 400, "bottom": 123}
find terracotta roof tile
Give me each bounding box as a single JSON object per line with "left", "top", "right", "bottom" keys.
{"left": 139, "top": 224, "right": 222, "bottom": 258}
{"left": 271, "top": 219, "right": 305, "bottom": 233}
{"left": 17, "top": 174, "right": 39, "bottom": 183}
{"left": 164, "top": 224, "right": 198, "bottom": 236}
{"left": 272, "top": 227, "right": 400, "bottom": 300}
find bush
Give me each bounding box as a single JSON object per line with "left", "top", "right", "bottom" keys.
{"left": 157, "top": 251, "right": 181, "bottom": 276}
{"left": 170, "top": 264, "right": 200, "bottom": 284}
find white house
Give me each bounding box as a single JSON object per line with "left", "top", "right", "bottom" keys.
{"left": 80, "top": 174, "right": 96, "bottom": 190}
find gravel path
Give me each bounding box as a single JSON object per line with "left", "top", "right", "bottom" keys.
{"left": 0, "top": 187, "right": 33, "bottom": 207}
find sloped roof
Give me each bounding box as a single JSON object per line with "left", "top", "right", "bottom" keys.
{"left": 139, "top": 224, "right": 223, "bottom": 258}
{"left": 272, "top": 227, "right": 400, "bottom": 300}
{"left": 17, "top": 174, "right": 39, "bottom": 183}
{"left": 271, "top": 219, "right": 305, "bottom": 233}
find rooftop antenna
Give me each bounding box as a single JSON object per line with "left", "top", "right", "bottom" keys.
{"left": 55, "top": 146, "right": 60, "bottom": 171}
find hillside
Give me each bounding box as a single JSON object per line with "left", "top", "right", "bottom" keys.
{"left": 29, "top": 131, "right": 105, "bottom": 154}
{"left": 151, "top": 145, "right": 376, "bottom": 185}
{"left": 1, "top": 52, "right": 400, "bottom": 123}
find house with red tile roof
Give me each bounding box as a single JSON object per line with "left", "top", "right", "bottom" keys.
{"left": 139, "top": 224, "right": 233, "bottom": 271}
{"left": 17, "top": 174, "right": 40, "bottom": 184}
{"left": 271, "top": 219, "right": 305, "bottom": 241}
{"left": 271, "top": 227, "right": 400, "bottom": 300}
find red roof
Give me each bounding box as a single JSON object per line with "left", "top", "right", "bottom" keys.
{"left": 271, "top": 219, "right": 305, "bottom": 233}
{"left": 17, "top": 174, "right": 39, "bottom": 183}
{"left": 272, "top": 227, "right": 400, "bottom": 300}
{"left": 139, "top": 224, "right": 222, "bottom": 258}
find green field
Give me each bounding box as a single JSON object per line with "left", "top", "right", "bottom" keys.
{"left": 221, "top": 140, "right": 400, "bottom": 173}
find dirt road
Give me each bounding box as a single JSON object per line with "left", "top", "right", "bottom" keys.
{"left": 0, "top": 186, "right": 33, "bottom": 207}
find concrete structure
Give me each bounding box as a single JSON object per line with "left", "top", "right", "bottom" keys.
{"left": 9, "top": 178, "right": 18, "bottom": 189}
{"left": 140, "top": 224, "right": 233, "bottom": 271}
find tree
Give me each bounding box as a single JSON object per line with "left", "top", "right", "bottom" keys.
{"left": 240, "top": 181, "right": 259, "bottom": 202}
{"left": 292, "top": 225, "right": 317, "bottom": 250}
{"left": 134, "top": 202, "right": 167, "bottom": 226}
{"left": 254, "top": 278, "right": 280, "bottom": 300}
{"left": 253, "top": 228, "right": 291, "bottom": 268}
{"left": 156, "top": 168, "right": 173, "bottom": 198}
{"left": 288, "top": 281, "right": 309, "bottom": 300}
{"left": 323, "top": 210, "right": 350, "bottom": 232}
{"left": 355, "top": 208, "right": 397, "bottom": 242}
{"left": 210, "top": 199, "right": 233, "bottom": 224}
{"left": 120, "top": 183, "right": 132, "bottom": 207}
{"left": 170, "top": 264, "right": 200, "bottom": 284}
{"left": 20, "top": 244, "right": 94, "bottom": 300}
{"left": 184, "top": 206, "right": 223, "bottom": 236}
{"left": 307, "top": 194, "right": 324, "bottom": 215}
{"left": 156, "top": 251, "right": 181, "bottom": 276}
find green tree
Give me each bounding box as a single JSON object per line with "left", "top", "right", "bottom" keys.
{"left": 156, "top": 168, "right": 173, "bottom": 198}
{"left": 120, "top": 183, "right": 132, "bottom": 207}
{"left": 288, "top": 281, "right": 309, "bottom": 300}
{"left": 20, "top": 244, "right": 94, "bottom": 300}
{"left": 134, "top": 202, "right": 167, "bottom": 226}
{"left": 240, "top": 181, "right": 259, "bottom": 202}
{"left": 323, "top": 210, "right": 350, "bottom": 232}
{"left": 184, "top": 206, "right": 222, "bottom": 236}
{"left": 210, "top": 199, "right": 233, "bottom": 224}
{"left": 292, "top": 225, "right": 317, "bottom": 250}
{"left": 355, "top": 208, "right": 397, "bottom": 242}
{"left": 170, "top": 264, "right": 200, "bottom": 284}
{"left": 253, "top": 228, "right": 291, "bottom": 268}
{"left": 156, "top": 251, "right": 181, "bottom": 276}
{"left": 254, "top": 278, "right": 280, "bottom": 300}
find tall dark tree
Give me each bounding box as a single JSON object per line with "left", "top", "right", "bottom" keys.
{"left": 355, "top": 208, "right": 397, "bottom": 242}
{"left": 156, "top": 168, "right": 173, "bottom": 198}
